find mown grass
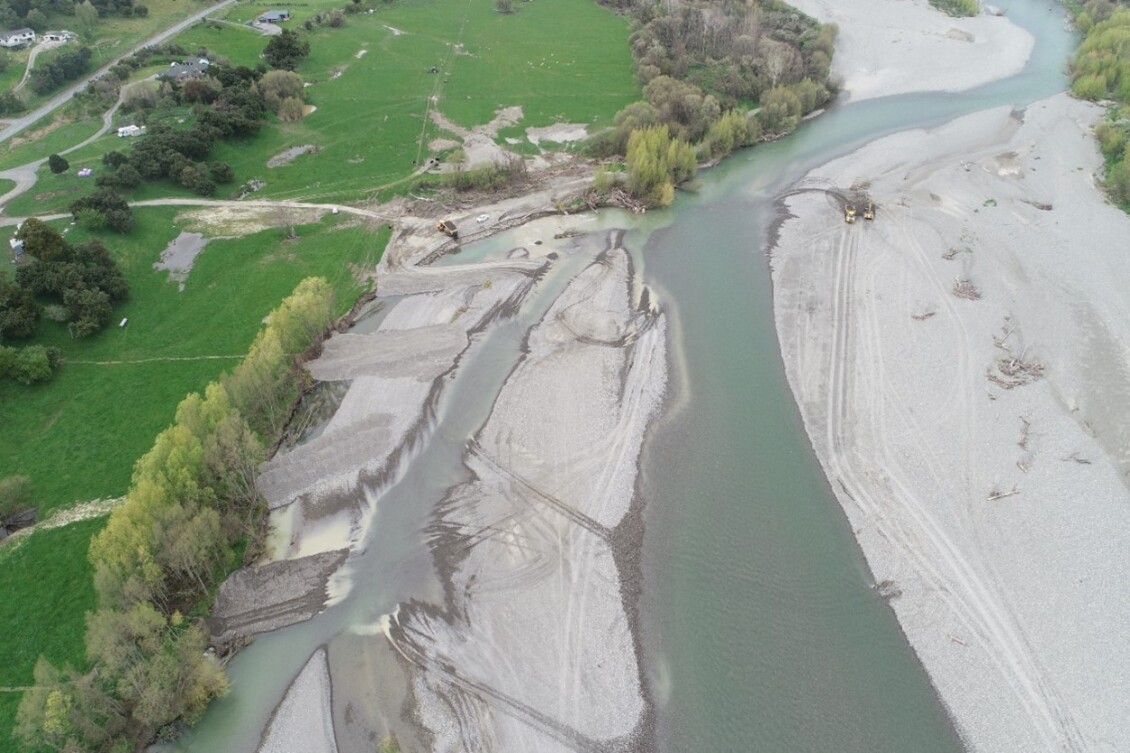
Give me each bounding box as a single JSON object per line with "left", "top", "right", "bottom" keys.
{"left": 0, "top": 207, "right": 387, "bottom": 513}
{"left": 0, "top": 517, "right": 106, "bottom": 753}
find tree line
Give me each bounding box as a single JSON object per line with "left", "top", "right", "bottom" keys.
{"left": 16, "top": 277, "right": 338, "bottom": 752}
{"left": 0, "top": 0, "right": 149, "bottom": 37}
{"left": 587, "top": 0, "right": 837, "bottom": 206}
{"left": 1070, "top": 1, "right": 1130, "bottom": 205}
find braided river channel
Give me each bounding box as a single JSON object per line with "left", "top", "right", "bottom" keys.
{"left": 173, "top": 2, "right": 1075, "bottom": 750}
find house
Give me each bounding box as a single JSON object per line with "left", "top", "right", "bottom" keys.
{"left": 117, "top": 124, "right": 143, "bottom": 137}
{"left": 256, "top": 9, "right": 291, "bottom": 23}
{"left": 9, "top": 237, "right": 25, "bottom": 261}
{"left": 157, "top": 59, "right": 210, "bottom": 81}
{"left": 0, "top": 28, "right": 35, "bottom": 48}
{"left": 42, "top": 30, "right": 77, "bottom": 43}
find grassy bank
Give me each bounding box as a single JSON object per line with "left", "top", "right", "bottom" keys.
{"left": 0, "top": 518, "right": 106, "bottom": 753}
{"left": 0, "top": 207, "right": 386, "bottom": 513}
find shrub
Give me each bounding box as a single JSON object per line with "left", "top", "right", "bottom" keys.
{"left": 0, "top": 475, "right": 34, "bottom": 520}
{"left": 48, "top": 154, "right": 70, "bottom": 174}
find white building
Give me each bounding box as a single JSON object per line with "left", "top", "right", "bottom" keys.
{"left": 117, "top": 125, "right": 143, "bottom": 138}
{"left": 0, "top": 28, "right": 35, "bottom": 48}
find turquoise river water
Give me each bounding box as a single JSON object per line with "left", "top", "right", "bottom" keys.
{"left": 174, "top": 2, "right": 1076, "bottom": 750}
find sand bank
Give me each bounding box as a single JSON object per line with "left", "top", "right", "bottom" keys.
{"left": 788, "top": 0, "right": 1033, "bottom": 102}
{"left": 383, "top": 239, "right": 666, "bottom": 751}
{"left": 258, "top": 648, "right": 338, "bottom": 753}
{"left": 772, "top": 94, "right": 1130, "bottom": 752}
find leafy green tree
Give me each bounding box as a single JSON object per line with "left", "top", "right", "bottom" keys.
{"left": 75, "top": 0, "right": 98, "bottom": 39}
{"left": 625, "top": 125, "right": 695, "bottom": 207}
{"left": 0, "top": 274, "right": 40, "bottom": 341}
{"left": 11, "top": 344, "right": 56, "bottom": 384}
{"left": 263, "top": 30, "right": 310, "bottom": 71}
{"left": 102, "top": 150, "right": 128, "bottom": 168}
{"left": 209, "top": 161, "right": 234, "bottom": 184}
{"left": 16, "top": 218, "right": 68, "bottom": 261}
{"left": 69, "top": 188, "right": 134, "bottom": 232}
{"left": 16, "top": 658, "right": 124, "bottom": 752}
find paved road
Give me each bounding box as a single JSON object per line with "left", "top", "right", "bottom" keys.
{"left": 0, "top": 0, "right": 237, "bottom": 144}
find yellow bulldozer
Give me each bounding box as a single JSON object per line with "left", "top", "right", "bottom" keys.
{"left": 437, "top": 220, "right": 458, "bottom": 239}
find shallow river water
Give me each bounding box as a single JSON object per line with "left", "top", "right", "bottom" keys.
{"left": 173, "top": 2, "right": 1075, "bottom": 750}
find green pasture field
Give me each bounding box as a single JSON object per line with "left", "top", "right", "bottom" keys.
{"left": 4, "top": 165, "right": 92, "bottom": 218}
{"left": 0, "top": 111, "right": 103, "bottom": 171}
{"left": 0, "top": 207, "right": 388, "bottom": 513}
{"left": 162, "top": 0, "right": 638, "bottom": 202}
{"left": 0, "top": 517, "right": 105, "bottom": 753}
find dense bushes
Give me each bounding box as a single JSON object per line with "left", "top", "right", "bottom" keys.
{"left": 1070, "top": 3, "right": 1130, "bottom": 205}
{"left": 625, "top": 125, "right": 695, "bottom": 206}
{"left": 17, "top": 278, "right": 337, "bottom": 752}
{"left": 69, "top": 188, "right": 136, "bottom": 233}
{"left": 96, "top": 63, "right": 263, "bottom": 197}
{"left": 604, "top": 0, "right": 835, "bottom": 107}
{"left": 588, "top": 0, "right": 835, "bottom": 205}
{"left": 1071, "top": 6, "right": 1130, "bottom": 102}
{"left": 0, "top": 219, "right": 130, "bottom": 362}
{"left": 927, "top": 0, "right": 980, "bottom": 16}
{"left": 30, "top": 46, "right": 93, "bottom": 96}
{"left": 445, "top": 157, "right": 529, "bottom": 192}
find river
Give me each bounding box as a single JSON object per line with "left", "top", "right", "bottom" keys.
{"left": 172, "top": 2, "right": 1076, "bottom": 750}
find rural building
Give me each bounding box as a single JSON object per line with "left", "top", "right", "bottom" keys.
{"left": 9, "top": 237, "right": 24, "bottom": 261}
{"left": 42, "top": 30, "right": 77, "bottom": 42}
{"left": 0, "top": 28, "right": 35, "bottom": 48}
{"left": 257, "top": 9, "right": 291, "bottom": 23}
{"left": 117, "top": 124, "right": 143, "bottom": 137}
{"left": 157, "top": 59, "right": 210, "bottom": 81}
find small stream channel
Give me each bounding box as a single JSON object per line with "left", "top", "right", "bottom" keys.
{"left": 171, "top": 2, "right": 1076, "bottom": 750}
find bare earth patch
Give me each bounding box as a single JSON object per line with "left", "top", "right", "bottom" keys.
{"left": 429, "top": 106, "right": 524, "bottom": 167}
{"left": 153, "top": 231, "right": 209, "bottom": 291}
{"left": 526, "top": 122, "right": 588, "bottom": 147}
{"left": 268, "top": 144, "right": 323, "bottom": 168}
{"left": 175, "top": 205, "right": 327, "bottom": 237}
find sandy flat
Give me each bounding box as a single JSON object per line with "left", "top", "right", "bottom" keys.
{"left": 384, "top": 240, "right": 667, "bottom": 751}
{"left": 772, "top": 94, "right": 1130, "bottom": 753}
{"left": 788, "top": 0, "right": 1033, "bottom": 102}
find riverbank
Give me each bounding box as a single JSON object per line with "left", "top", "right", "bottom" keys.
{"left": 210, "top": 181, "right": 667, "bottom": 751}
{"left": 772, "top": 90, "right": 1130, "bottom": 752}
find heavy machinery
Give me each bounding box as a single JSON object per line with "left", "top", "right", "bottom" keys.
{"left": 437, "top": 219, "right": 458, "bottom": 239}
{"left": 863, "top": 200, "right": 875, "bottom": 221}
{"left": 844, "top": 204, "right": 857, "bottom": 224}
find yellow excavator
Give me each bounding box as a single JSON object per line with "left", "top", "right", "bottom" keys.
{"left": 863, "top": 200, "right": 875, "bottom": 221}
